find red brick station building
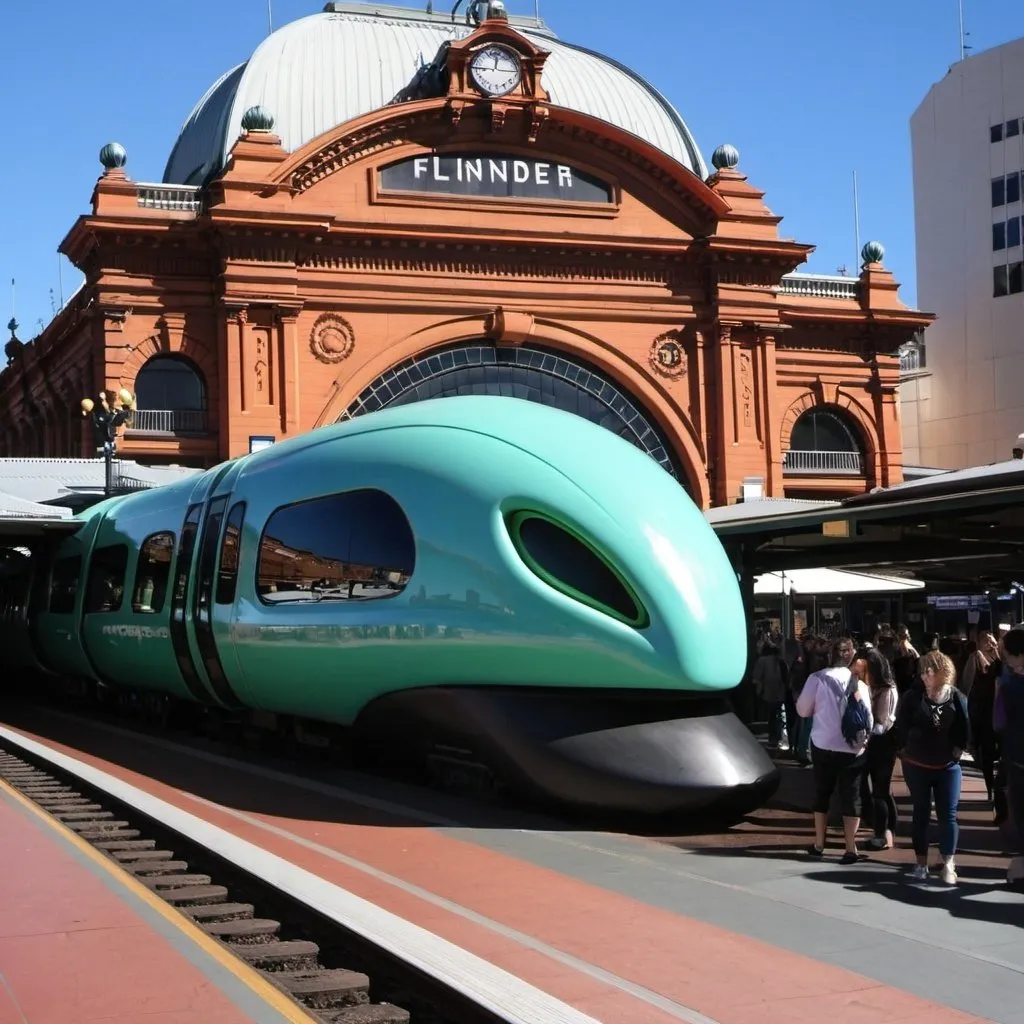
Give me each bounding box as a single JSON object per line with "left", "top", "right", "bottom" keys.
{"left": 0, "top": 1, "right": 931, "bottom": 509}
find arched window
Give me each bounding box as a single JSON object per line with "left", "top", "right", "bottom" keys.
{"left": 784, "top": 406, "right": 865, "bottom": 475}
{"left": 133, "top": 355, "right": 207, "bottom": 434}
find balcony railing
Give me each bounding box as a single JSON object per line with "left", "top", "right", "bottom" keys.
{"left": 778, "top": 273, "right": 861, "bottom": 301}
{"left": 127, "top": 409, "right": 207, "bottom": 435}
{"left": 783, "top": 449, "right": 865, "bottom": 475}
{"left": 136, "top": 183, "right": 203, "bottom": 214}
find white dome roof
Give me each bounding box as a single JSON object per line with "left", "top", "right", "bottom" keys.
{"left": 163, "top": 3, "right": 707, "bottom": 186}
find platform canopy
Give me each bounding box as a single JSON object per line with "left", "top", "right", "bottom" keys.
{"left": 710, "top": 460, "right": 1024, "bottom": 592}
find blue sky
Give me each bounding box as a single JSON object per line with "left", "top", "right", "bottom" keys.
{"left": 2, "top": 0, "right": 1023, "bottom": 336}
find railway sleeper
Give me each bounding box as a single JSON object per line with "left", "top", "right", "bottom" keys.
{"left": 237, "top": 939, "right": 321, "bottom": 972}
{"left": 321, "top": 1006, "right": 411, "bottom": 1024}
{"left": 271, "top": 969, "right": 371, "bottom": 1009}
{"left": 142, "top": 873, "right": 214, "bottom": 889}
{"left": 0, "top": 747, "right": 417, "bottom": 1023}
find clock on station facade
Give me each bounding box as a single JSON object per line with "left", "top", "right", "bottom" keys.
{"left": 469, "top": 44, "right": 522, "bottom": 97}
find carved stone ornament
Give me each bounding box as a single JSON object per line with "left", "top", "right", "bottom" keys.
{"left": 310, "top": 313, "right": 355, "bottom": 365}
{"left": 649, "top": 332, "right": 688, "bottom": 379}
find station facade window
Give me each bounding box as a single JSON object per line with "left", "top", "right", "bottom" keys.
{"left": 133, "top": 532, "right": 176, "bottom": 613}
{"left": 257, "top": 489, "right": 414, "bottom": 603}
{"left": 85, "top": 545, "right": 129, "bottom": 613}
{"left": 992, "top": 171, "right": 1021, "bottom": 208}
{"left": 49, "top": 556, "right": 81, "bottom": 614}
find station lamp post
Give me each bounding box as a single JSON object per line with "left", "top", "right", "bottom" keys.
{"left": 81, "top": 389, "right": 137, "bottom": 498}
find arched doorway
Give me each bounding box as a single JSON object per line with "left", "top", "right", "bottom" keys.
{"left": 133, "top": 355, "right": 207, "bottom": 434}
{"left": 784, "top": 406, "right": 866, "bottom": 476}
{"left": 339, "top": 342, "right": 688, "bottom": 488}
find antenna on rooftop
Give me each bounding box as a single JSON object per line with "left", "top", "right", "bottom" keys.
{"left": 535, "top": 0, "right": 541, "bottom": 23}
{"left": 267, "top": 0, "right": 273, "bottom": 35}
{"left": 57, "top": 255, "right": 64, "bottom": 309}
{"left": 957, "top": 0, "right": 972, "bottom": 60}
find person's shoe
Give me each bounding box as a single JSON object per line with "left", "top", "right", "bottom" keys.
{"left": 839, "top": 851, "right": 860, "bottom": 865}
{"left": 907, "top": 864, "right": 929, "bottom": 882}
{"left": 807, "top": 844, "right": 824, "bottom": 858}
{"left": 940, "top": 858, "right": 958, "bottom": 885}
{"left": 1007, "top": 856, "right": 1024, "bottom": 884}
{"left": 866, "top": 836, "right": 889, "bottom": 851}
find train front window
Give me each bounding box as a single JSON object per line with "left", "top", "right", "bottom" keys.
{"left": 256, "top": 489, "right": 415, "bottom": 603}
{"left": 508, "top": 512, "right": 648, "bottom": 628}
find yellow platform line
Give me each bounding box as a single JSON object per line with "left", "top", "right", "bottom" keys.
{"left": 0, "top": 775, "right": 315, "bottom": 1023}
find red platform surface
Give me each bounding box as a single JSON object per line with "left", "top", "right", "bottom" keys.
{"left": 2, "top": 720, "right": 995, "bottom": 1024}
{"left": 0, "top": 782, "right": 307, "bottom": 1024}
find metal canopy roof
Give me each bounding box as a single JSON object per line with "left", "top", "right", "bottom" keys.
{"left": 710, "top": 461, "right": 1024, "bottom": 592}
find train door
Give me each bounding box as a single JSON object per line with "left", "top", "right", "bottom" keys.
{"left": 189, "top": 496, "right": 246, "bottom": 709}
{"left": 168, "top": 503, "right": 217, "bottom": 706}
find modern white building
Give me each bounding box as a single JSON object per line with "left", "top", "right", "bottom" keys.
{"left": 902, "top": 36, "right": 1024, "bottom": 469}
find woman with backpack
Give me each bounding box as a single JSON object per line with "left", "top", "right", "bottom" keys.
{"left": 895, "top": 650, "right": 971, "bottom": 885}
{"left": 796, "top": 637, "right": 874, "bottom": 864}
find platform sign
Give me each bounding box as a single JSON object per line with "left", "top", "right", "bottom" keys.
{"left": 378, "top": 153, "right": 614, "bottom": 204}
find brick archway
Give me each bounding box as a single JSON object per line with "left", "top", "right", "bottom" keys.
{"left": 119, "top": 332, "right": 218, "bottom": 397}
{"left": 316, "top": 321, "right": 708, "bottom": 504}
{"left": 780, "top": 391, "right": 880, "bottom": 463}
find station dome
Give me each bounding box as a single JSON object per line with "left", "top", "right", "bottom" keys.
{"left": 163, "top": 1, "right": 707, "bottom": 186}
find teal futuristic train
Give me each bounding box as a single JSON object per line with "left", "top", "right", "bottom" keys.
{"left": 1, "top": 397, "right": 778, "bottom": 818}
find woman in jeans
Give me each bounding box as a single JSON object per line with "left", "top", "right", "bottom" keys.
{"left": 896, "top": 650, "right": 970, "bottom": 885}
{"left": 852, "top": 647, "right": 899, "bottom": 850}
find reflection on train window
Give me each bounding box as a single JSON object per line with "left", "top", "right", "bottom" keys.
{"left": 508, "top": 512, "right": 648, "bottom": 628}
{"left": 216, "top": 502, "right": 246, "bottom": 605}
{"left": 257, "top": 489, "right": 414, "bottom": 604}
{"left": 133, "top": 533, "right": 175, "bottom": 614}
{"left": 49, "top": 556, "right": 81, "bottom": 614}
{"left": 85, "top": 545, "right": 129, "bottom": 614}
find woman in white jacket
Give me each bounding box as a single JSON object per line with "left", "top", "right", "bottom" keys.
{"left": 796, "top": 637, "right": 874, "bottom": 864}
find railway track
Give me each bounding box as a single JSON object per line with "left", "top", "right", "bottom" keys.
{"left": 0, "top": 738, "right": 516, "bottom": 1024}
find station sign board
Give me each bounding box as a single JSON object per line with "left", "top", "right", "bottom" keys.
{"left": 378, "top": 153, "right": 614, "bottom": 204}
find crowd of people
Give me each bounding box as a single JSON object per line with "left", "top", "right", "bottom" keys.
{"left": 751, "top": 624, "right": 1024, "bottom": 886}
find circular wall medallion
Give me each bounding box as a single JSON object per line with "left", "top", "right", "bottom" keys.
{"left": 310, "top": 313, "right": 355, "bottom": 364}
{"left": 649, "top": 333, "right": 687, "bottom": 379}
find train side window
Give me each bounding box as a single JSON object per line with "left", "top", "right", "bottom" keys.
{"left": 84, "top": 545, "right": 129, "bottom": 614}
{"left": 133, "top": 533, "right": 176, "bottom": 614}
{"left": 216, "top": 502, "right": 245, "bottom": 604}
{"left": 507, "top": 512, "right": 648, "bottom": 628}
{"left": 49, "top": 556, "right": 81, "bottom": 614}
{"left": 257, "top": 489, "right": 414, "bottom": 604}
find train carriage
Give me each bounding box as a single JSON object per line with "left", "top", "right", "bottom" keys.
{"left": 5, "top": 397, "right": 778, "bottom": 819}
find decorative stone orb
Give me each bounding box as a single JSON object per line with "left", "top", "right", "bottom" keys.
{"left": 99, "top": 142, "right": 128, "bottom": 170}
{"left": 861, "top": 240, "right": 885, "bottom": 265}
{"left": 241, "top": 106, "right": 275, "bottom": 132}
{"left": 711, "top": 144, "right": 739, "bottom": 171}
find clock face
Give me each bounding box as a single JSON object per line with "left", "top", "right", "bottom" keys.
{"left": 469, "top": 45, "right": 522, "bottom": 97}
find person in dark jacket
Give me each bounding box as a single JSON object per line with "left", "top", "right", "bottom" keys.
{"left": 896, "top": 649, "right": 971, "bottom": 885}
{"left": 994, "top": 627, "right": 1024, "bottom": 886}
